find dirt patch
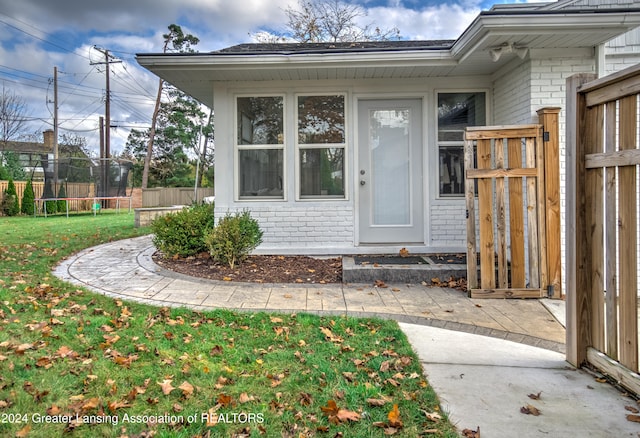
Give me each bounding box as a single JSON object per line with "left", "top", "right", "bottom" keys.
{"left": 153, "top": 252, "right": 342, "bottom": 284}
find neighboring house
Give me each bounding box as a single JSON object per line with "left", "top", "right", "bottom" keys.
{"left": 137, "top": 0, "right": 640, "bottom": 255}
{"left": 1, "top": 130, "right": 90, "bottom": 182}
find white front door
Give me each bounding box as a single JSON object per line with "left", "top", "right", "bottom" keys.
{"left": 358, "top": 99, "right": 424, "bottom": 244}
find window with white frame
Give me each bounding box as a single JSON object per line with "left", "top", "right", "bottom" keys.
{"left": 297, "top": 95, "right": 346, "bottom": 199}
{"left": 437, "top": 92, "right": 486, "bottom": 197}
{"left": 237, "top": 96, "right": 284, "bottom": 199}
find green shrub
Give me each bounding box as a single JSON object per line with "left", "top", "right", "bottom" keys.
{"left": 1, "top": 178, "right": 20, "bottom": 216}
{"left": 42, "top": 182, "right": 57, "bottom": 214}
{"left": 205, "top": 210, "right": 263, "bottom": 269}
{"left": 151, "top": 203, "right": 215, "bottom": 258}
{"left": 21, "top": 179, "right": 35, "bottom": 215}
{"left": 57, "top": 184, "right": 67, "bottom": 212}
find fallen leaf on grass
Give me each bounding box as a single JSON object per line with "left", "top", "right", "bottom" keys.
{"left": 15, "top": 424, "right": 31, "bottom": 437}
{"left": 239, "top": 393, "right": 255, "bottom": 404}
{"left": 520, "top": 404, "right": 541, "bottom": 416}
{"left": 320, "top": 327, "right": 343, "bottom": 343}
{"left": 422, "top": 410, "right": 442, "bottom": 422}
{"left": 373, "top": 404, "right": 403, "bottom": 434}
{"left": 158, "top": 379, "right": 175, "bottom": 395}
{"left": 367, "top": 398, "right": 387, "bottom": 407}
{"left": 178, "top": 381, "right": 194, "bottom": 398}
{"left": 387, "top": 404, "right": 403, "bottom": 428}
{"left": 321, "top": 399, "right": 361, "bottom": 424}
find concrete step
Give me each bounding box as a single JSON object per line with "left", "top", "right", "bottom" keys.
{"left": 342, "top": 254, "right": 467, "bottom": 284}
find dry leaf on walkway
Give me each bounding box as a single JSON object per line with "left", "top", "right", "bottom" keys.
{"left": 527, "top": 391, "right": 542, "bottom": 400}
{"left": 462, "top": 426, "right": 480, "bottom": 437}
{"left": 625, "top": 405, "right": 639, "bottom": 414}
{"left": 627, "top": 414, "right": 640, "bottom": 423}
{"left": 520, "top": 404, "right": 541, "bottom": 416}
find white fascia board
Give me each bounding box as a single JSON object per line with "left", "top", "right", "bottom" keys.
{"left": 137, "top": 50, "right": 458, "bottom": 73}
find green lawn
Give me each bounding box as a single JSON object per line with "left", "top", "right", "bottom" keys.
{"left": 0, "top": 212, "right": 457, "bottom": 437}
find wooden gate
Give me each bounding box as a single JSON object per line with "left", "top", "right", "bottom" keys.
{"left": 566, "top": 64, "right": 640, "bottom": 394}
{"left": 464, "top": 109, "right": 561, "bottom": 299}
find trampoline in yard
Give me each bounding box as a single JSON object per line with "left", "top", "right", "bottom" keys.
{"left": 34, "top": 157, "right": 134, "bottom": 217}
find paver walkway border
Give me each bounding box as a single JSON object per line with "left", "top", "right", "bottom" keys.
{"left": 54, "top": 235, "right": 566, "bottom": 353}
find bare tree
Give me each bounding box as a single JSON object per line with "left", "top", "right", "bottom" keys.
{"left": 142, "top": 24, "right": 200, "bottom": 189}
{"left": 0, "top": 84, "right": 31, "bottom": 150}
{"left": 257, "top": 0, "right": 400, "bottom": 43}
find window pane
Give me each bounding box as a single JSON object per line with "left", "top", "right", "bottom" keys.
{"left": 439, "top": 146, "right": 464, "bottom": 196}
{"left": 299, "top": 148, "right": 345, "bottom": 198}
{"left": 438, "top": 92, "right": 485, "bottom": 197}
{"left": 438, "top": 93, "right": 486, "bottom": 142}
{"left": 298, "top": 95, "right": 345, "bottom": 144}
{"left": 237, "top": 97, "right": 284, "bottom": 145}
{"left": 239, "top": 149, "right": 283, "bottom": 198}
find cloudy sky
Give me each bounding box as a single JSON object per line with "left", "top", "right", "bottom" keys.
{"left": 0, "top": 0, "right": 535, "bottom": 155}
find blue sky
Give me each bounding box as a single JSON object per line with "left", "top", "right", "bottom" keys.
{"left": 0, "top": 0, "right": 535, "bottom": 155}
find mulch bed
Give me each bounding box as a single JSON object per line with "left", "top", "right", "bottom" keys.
{"left": 153, "top": 252, "right": 343, "bottom": 284}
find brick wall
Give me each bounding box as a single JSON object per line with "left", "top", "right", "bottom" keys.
{"left": 216, "top": 204, "right": 354, "bottom": 253}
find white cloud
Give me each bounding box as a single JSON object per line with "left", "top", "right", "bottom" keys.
{"left": 365, "top": 3, "right": 480, "bottom": 40}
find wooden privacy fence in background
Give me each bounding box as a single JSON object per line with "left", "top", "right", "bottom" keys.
{"left": 566, "top": 64, "right": 640, "bottom": 394}
{"left": 142, "top": 187, "right": 214, "bottom": 207}
{"left": 0, "top": 181, "right": 95, "bottom": 208}
{"left": 464, "top": 108, "right": 561, "bottom": 299}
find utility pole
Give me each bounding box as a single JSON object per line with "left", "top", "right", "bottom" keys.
{"left": 91, "top": 47, "right": 121, "bottom": 197}
{"left": 53, "top": 66, "right": 59, "bottom": 195}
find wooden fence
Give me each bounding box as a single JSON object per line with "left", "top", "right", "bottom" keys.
{"left": 464, "top": 108, "right": 562, "bottom": 299}
{"left": 142, "top": 187, "right": 214, "bottom": 207}
{"left": 566, "top": 64, "right": 640, "bottom": 394}
{"left": 0, "top": 181, "right": 95, "bottom": 209}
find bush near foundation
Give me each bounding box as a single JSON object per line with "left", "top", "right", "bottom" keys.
{"left": 205, "top": 210, "right": 263, "bottom": 269}
{"left": 151, "top": 203, "right": 215, "bottom": 258}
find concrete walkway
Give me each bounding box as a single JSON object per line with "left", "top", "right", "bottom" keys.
{"left": 53, "top": 235, "right": 640, "bottom": 437}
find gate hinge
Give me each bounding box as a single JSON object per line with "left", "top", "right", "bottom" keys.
{"left": 547, "top": 285, "right": 554, "bottom": 298}
{"left": 543, "top": 131, "right": 550, "bottom": 142}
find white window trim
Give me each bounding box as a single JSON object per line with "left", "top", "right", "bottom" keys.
{"left": 294, "top": 92, "right": 348, "bottom": 202}
{"left": 234, "top": 94, "right": 287, "bottom": 202}
{"left": 434, "top": 89, "right": 490, "bottom": 201}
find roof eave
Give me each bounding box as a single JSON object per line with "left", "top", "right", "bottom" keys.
{"left": 453, "top": 10, "right": 640, "bottom": 59}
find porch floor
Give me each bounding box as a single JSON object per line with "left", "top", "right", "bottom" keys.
{"left": 342, "top": 254, "right": 467, "bottom": 284}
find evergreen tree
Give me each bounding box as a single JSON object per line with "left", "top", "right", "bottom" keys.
{"left": 20, "top": 179, "right": 35, "bottom": 215}
{"left": 43, "top": 182, "right": 57, "bottom": 214}
{"left": 57, "top": 184, "right": 67, "bottom": 213}
{"left": 2, "top": 178, "right": 19, "bottom": 216}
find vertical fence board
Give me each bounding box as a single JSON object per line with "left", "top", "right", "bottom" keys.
{"left": 525, "top": 137, "right": 540, "bottom": 289}
{"left": 538, "top": 108, "right": 562, "bottom": 297}
{"left": 507, "top": 138, "right": 526, "bottom": 288}
{"left": 495, "top": 139, "right": 508, "bottom": 288}
{"left": 605, "top": 100, "right": 619, "bottom": 360}
{"left": 586, "top": 104, "right": 605, "bottom": 353}
{"left": 566, "top": 73, "right": 597, "bottom": 367}
{"left": 477, "top": 139, "right": 496, "bottom": 289}
{"left": 618, "top": 95, "right": 638, "bottom": 371}
{"left": 465, "top": 140, "right": 478, "bottom": 290}
{"left": 535, "top": 128, "right": 549, "bottom": 291}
